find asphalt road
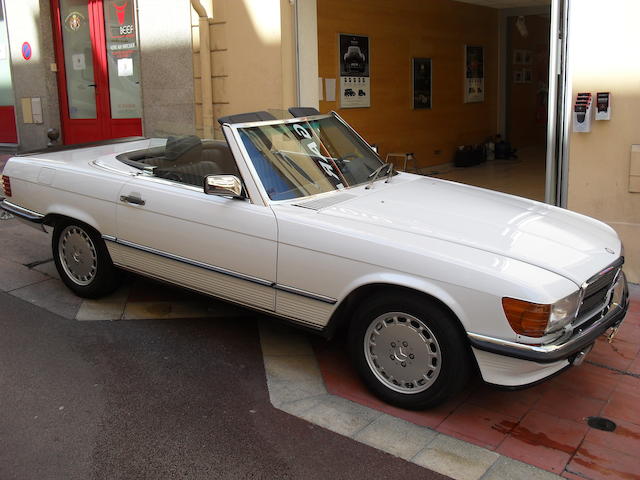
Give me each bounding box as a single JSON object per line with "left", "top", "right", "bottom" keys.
{"left": 0, "top": 291, "right": 446, "bottom": 480}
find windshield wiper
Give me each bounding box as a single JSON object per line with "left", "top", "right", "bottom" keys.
{"left": 365, "top": 162, "right": 394, "bottom": 189}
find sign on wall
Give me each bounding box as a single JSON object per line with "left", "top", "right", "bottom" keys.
{"left": 412, "top": 58, "right": 431, "bottom": 109}
{"left": 104, "top": 0, "right": 141, "bottom": 119}
{"left": 464, "top": 45, "right": 484, "bottom": 103}
{"left": 21, "top": 42, "right": 32, "bottom": 60}
{"left": 339, "top": 34, "right": 370, "bottom": 108}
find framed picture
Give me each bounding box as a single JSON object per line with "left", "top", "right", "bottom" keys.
{"left": 513, "top": 49, "right": 523, "bottom": 65}
{"left": 464, "top": 45, "right": 484, "bottom": 103}
{"left": 513, "top": 70, "right": 524, "bottom": 83}
{"left": 523, "top": 69, "right": 532, "bottom": 83}
{"left": 412, "top": 58, "right": 432, "bottom": 109}
{"left": 523, "top": 50, "right": 533, "bottom": 65}
{"left": 339, "top": 33, "right": 370, "bottom": 108}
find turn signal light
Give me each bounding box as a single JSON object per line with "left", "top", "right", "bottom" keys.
{"left": 502, "top": 298, "right": 550, "bottom": 338}
{"left": 1, "top": 175, "right": 10, "bottom": 197}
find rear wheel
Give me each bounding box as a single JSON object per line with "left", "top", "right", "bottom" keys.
{"left": 52, "top": 220, "right": 120, "bottom": 298}
{"left": 349, "top": 293, "right": 470, "bottom": 409}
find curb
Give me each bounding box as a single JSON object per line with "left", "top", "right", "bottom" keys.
{"left": 259, "top": 322, "right": 562, "bottom": 480}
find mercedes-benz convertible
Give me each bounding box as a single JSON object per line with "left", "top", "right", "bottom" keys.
{"left": 0, "top": 108, "right": 629, "bottom": 409}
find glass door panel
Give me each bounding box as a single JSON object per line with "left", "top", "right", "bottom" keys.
{"left": 103, "top": 0, "right": 141, "bottom": 119}
{"left": 60, "top": 0, "right": 97, "bottom": 119}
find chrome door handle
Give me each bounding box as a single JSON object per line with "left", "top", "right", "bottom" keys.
{"left": 120, "top": 194, "right": 145, "bottom": 206}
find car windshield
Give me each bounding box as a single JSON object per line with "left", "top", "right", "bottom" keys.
{"left": 237, "top": 115, "right": 383, "bottom": 201}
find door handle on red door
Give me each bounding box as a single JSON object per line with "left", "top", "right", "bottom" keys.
{"left": 120, "top": 194, "right": 145, "bottom": 206}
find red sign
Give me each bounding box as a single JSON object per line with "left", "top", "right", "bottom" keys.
{"left": 113, "top": 1, "right": 128, "bottom": 25}
{"left": 21, "top": 42, "right": 32, "bottom": 60}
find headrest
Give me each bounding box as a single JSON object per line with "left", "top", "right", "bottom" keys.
{"left": 217, "top": 111, "right": 277, "bottom": 125}
{"left": 288, "top": 107, "right": 320, "bottom": 117}
{"left": 164, "top": 135, "right": 202, "bottom": 161}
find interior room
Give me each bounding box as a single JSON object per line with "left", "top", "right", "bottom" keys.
{"left": 316, "top": 0, "right": 552, "bottom": 201}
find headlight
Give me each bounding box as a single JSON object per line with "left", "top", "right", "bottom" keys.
{"left": 547, "top": 291, "right": 581, "bottom": 333}
{"left": 502, "top": 291, "right": 581, "bottom": 338}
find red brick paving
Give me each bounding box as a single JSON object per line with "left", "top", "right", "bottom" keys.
{"left": 315, "top": 284, "right": 640, "bottom": 480}
{"left": 438, "top": 403, "right": 518, "bottom": 449}
{"left": 568, "top": 441, "right": 639, "bottom": 480}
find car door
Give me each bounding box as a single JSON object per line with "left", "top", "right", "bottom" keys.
{"left": 112, "top": 176, "right": 277, "bottom": 311}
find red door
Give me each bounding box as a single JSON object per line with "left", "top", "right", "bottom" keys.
{"left": 51, "top": 0, "right": 142, "bottom": 145}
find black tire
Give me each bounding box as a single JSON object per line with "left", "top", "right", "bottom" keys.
{"left": 348, "top": 292, "right": 470, "bottom": 410}
{"left": 52, "top": 220, "right": 120, "bottom": 299}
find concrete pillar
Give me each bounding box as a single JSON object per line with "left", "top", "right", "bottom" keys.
{"left": 4, "top": 0, "right": 60, "bottom": 151}
{"left": 137, "top": 0, "right": 195, "bottom": 137}
{"left": 295, "top": 0, "right": 319, "bottom": 109}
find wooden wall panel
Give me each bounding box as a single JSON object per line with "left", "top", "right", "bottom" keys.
{"left": 507, "top": 14, "right": 550, "bottom": 148}
{"left": 317, "top": 0, "right": 499, "bottom": 168}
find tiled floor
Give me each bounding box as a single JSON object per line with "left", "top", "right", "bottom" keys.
{"left": 314, "top": 285, "right": 640, "bottom": 480}
{"left": 422, "top": 144, "right": 547, "bottom": 201}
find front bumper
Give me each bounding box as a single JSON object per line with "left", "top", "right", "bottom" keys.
{"left": 467, "top": 273, "right": 629, "bottom": 364}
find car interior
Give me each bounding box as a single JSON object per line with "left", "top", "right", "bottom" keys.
{"left": 115, "top": 109, "right": 323, "bottom": 191}
{"left": 116, "top": 135, "right": 241, "bottom": 188}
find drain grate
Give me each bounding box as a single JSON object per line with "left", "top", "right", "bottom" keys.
{"left": 586, "top": 416, "right": 617, "bottom": 432}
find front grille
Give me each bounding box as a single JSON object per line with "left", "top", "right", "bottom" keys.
{"left": 576, "top": 257, "right": 623, "bottom": 319}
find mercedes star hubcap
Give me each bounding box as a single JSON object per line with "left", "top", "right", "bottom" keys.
{"left": 364, "top": 312, "right": 442, "bottom": 394}
{"left": 59, "top": 226, "right": 97, "bottom": 286}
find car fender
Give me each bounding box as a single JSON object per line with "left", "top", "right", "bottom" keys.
{"left": 336, "top": 270, "right": 477, "bottom": 331}
{"left": 44, "top": 203, "right": 108, "bottom": 235}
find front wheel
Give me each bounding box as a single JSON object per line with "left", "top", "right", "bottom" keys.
{"left": 52, "top": 221, "right": 120, "bottom": 298}
{"left": 349, "top": 293, "right": 470, "bottom": 410}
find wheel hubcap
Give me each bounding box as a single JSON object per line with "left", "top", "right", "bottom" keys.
{"left": 58, "top": 226, "right": 97, "bottom": 286}
{"left": 364, "top": 312, "right": 442, "bottom": 394}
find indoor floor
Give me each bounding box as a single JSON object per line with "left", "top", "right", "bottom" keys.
{"left": 421, "top": 145, "right": 547, "bottom": 201}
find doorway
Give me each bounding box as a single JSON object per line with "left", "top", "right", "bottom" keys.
{"left": 51, "top": 0, "right": 142, "bottom": 145}
{"left": 428, "top": 4, "right": 553, "bottom": 202}
{"left": 311, "top": 0, "right": 571, "bottom": 205}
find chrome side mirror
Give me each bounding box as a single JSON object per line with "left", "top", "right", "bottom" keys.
{"left": 204, "top": 175, "right": 244, "bottom": 198}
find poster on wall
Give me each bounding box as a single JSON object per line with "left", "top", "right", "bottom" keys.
{"left": 339, "top": 34, "right": 370, "bottom": 108}
{"left": 412, "top": 58, "right": 431, "bottom": 109}
{"left": 103, "top": 0, "right": 141, "bottom": 119}
{"left": 464, "top": 45, "right": 484, "bottom": 103}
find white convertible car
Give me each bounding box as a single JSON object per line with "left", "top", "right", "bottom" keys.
{"left": 0, "top": 109, "right": 629, "bottom": 409}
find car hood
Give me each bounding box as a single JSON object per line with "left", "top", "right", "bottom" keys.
{"left": 312, "top": 176, "right": 621, "bottom": 285}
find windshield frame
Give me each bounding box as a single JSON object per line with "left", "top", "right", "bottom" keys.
{"left": 224, "top": 111, "right": 384, "bottom": 205}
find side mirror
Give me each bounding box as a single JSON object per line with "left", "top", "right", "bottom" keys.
{"left": 204, "top": 175, "right": 244, "bottom": 198}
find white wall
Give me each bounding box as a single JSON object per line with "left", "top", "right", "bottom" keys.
{"left": 567, "top": 0, "right": 640, "bottom": 282}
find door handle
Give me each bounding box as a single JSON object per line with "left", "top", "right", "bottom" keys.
{"left": 88, "top": 83, "right": 97, "bottom": 87}
{"left": 120, "top": 194, "right": 145, "bottom": 206}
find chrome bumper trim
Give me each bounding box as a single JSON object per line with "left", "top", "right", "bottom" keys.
{"left": 468, "top": 276, "right": 629, "bottom": 364}
{"left": 103, "top": 236, "right": 338, "bottom": 305}
{"left": 0, "top": 200, "right": 45, "bottom": 223}
{"left": 104, "top": 236, "right": 274, "bottom": 287}
{"left": 273, "top": 284, "right": 337, "bottom": 305}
